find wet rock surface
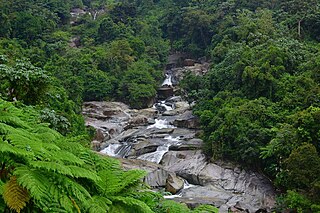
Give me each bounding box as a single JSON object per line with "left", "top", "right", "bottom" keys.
{"left": 83, "top": 63, "right": 276, "bottom": 212}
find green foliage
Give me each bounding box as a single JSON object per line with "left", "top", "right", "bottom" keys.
{"left": 192, "top": 205, "right": 219, "bottom": 213}
{"left": 119, "top": 61, "right": 158, "bottom": 108}
{"left": 156, "top": 200, "right": 190, "bottom": 213}
{"left": 283, "top": 143, "right": 320, "bottom": 190}
{"left": 0, "top": 58, "right": 49, "bottom": 104}
{"left": 0, "top": 98, "right": 168, "bottom": 212}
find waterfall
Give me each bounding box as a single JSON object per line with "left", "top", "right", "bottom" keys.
{"left": 147, "top": 119, "right": 175, "bottom": 129}
{"left": 137, "top": 144, "right": 170, "bottom": 164}
{"left": 137, "top": 135, "right": 180, "bottom": 164}
{"left": 162, "top": 74, "right": 173, "bottom": 86}
{"left": 100, "top": 144, "right": 122, "bottom": 156}
{"left": 100, "top": 143, "right": 132, "bottom": 158}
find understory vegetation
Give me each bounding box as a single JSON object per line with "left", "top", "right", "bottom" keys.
{"left": 0, "top": 0, "right": 319, "bottom": 212}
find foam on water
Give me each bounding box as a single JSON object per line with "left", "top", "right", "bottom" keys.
{"left": 147, "top": 119, "right": 175, "bottom": 129}
{"left": 100, "top": 144, "right": 122, "bottom": 156}
{"left": 162, "top": 74, "right": 173, "bottom": 86}
{"left": 164, "top": 135, "right": 180, "bottom": 142}
{"left": 137, "top": 145, "right": 170, "bottom": 164}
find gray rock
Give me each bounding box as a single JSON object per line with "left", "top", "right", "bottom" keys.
{"left": 173, "top": 111, "right": 200, "bottom": 129}
{"left": 166, "top": 173, "right": 184, "bottom": 194}
{"left": 132, "top": 139, "right": 158, "bottom": 156}
{"left": 158, "top": 87, "right": 174, "bottom": 99}
{"left": 170, "top": 138, "right": 203, "bottom": 151}
{"left": 163, "top": 151, "right": 207, "bottom": 185}
{"left": 163, "top": 102, "right": 190, "bottom": 116}
{"left": 174, "top": 185, "right": 233, "bottom": 208}
{"left": 91, "top": 140, "right": 101, "bottom": 151}
{"left": 145, "top": 169, "right": 169, "bottom": 187}
{"left": 120, "top": 158, "right": 169, "bottom": 187}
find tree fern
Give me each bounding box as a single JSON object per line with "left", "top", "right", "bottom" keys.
{"left": 98, "top": 169, "right": 147, "bottom": 196}
{"left": 0, "top": 123, "right": 15, "bottom": 135}
{"left": 0, "top": 140, "right": 34, "bottom": 158}
{"left": 0, "top": 98, "right": 192, "bottom": 213}
{"left": 14, "top": 166, "right": 51, "bottom": 202}
{"left": 3, "top": 176, "right": 30, "bottom": 213}
{"left": 110, "top": 196, "right": 154, "bottom": 213}
{"left": 86, "top": 196, "right": 111, "bottom": 213}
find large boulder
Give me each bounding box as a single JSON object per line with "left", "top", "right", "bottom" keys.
{"left": 166, "top": 173, "right": 184, "bottom": 194}
{"left": 173, "top": 111, "right": 200, "bottom": 129}
{"left": 145, "top": 169, "right": 169, "bottom": 187}
{"left": 163, "top": 151, "right": 207, "bottom": 185}
{"left": 170, "top": 138, "right": 203, "bottom": 151}
{"left": 158, "top": 87, "right": 174, "bottom": 99}
{"left": 162, "top": 102, "right": 190, "bottom": 116}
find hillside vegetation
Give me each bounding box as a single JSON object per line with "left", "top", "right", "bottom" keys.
{"left": 0, "top": 0, "right": 319, "bottom": 212}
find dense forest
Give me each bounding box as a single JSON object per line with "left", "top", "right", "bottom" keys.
{"left": 0, "top": 0, "right": 319, "bottom": 212}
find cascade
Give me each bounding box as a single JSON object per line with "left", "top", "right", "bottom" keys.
{"left": 84, "top": 64, "right": 276, "bottom": 212}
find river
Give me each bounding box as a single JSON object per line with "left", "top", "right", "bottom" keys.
{"left": 82, "top": 64, "right": 276, "bottom": 213}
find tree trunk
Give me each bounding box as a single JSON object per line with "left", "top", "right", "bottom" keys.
{"left": 298, "top": 19, "right": 302, "bottom": 38}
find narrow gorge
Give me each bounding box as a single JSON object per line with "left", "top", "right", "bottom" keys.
{"left": 83, "top": 58, "right": 276, "bottom": 213}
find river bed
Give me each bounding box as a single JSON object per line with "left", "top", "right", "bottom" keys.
{"left": 83, "top": 66, "right": 276, "bottom": 212}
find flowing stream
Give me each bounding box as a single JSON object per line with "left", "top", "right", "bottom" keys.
{"left": 84, "top": 67, "right": 277, "bottom": 212}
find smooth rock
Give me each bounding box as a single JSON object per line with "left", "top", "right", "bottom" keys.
{"left": 175, "top": 185, "right": 233, "bottom": 208}
{"left": 120, "top": 158, "right": 170, "bottom": 188}
{"left": 163, "top": 151, "right": 207, "bottom": 185}
{"left": 91, "top": 140, "right": 101, "bottom": 151}
{"left": 173, "top": 111, "right": 200, "bottom": 129}
{"left": 145, "top": 169, "right": 169, "bottom": 187}
{"left": 170, "top": 138, "right": 203, "bottom": 151}
{"left": 158, "top": 87, "right": 174, "bottom": 99}
{"left": 166, "top": 173, "right": 184, "bottom": 194}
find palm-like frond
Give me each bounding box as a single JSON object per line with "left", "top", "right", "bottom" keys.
{"left": 110, "top": 196, "right": 154, "bottom": 213}
{"left": 98, "top": 169, "right": 147, "bottom": 196}
{"left": 14, "top": 166, "right": 50, "bottom": 202}
{"left": 0, "top": 99, "right": 160, "bottom": 213}
{"left": 86, "top": 195, "right": 111, "bottom": 213}
{"left": 3, "top": 176, "right": 30, "bottom": 213}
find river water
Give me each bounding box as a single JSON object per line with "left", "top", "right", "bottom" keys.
{"left": 84, "top": 68, "right": 276, "bottom": 212}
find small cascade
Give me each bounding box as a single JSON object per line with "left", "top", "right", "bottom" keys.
{"left": 100, "top": 144, "right": 122, "bottom": 156}
{"left": 116, "top": 144, "right": 133, "bottom": 157}
{"left": 137, "top": 145, "right": 170, "bottom": 164}
{"left": 153, "top": 101, "right": 174, "bottom": 112}
{"left": 163, "top": 180, "right": 196, "bottom": 199}
{"left": 100, "top": 143, "right": 132, "bottom": 158}
{"left": 147, "top": 119, "right": 175, "bottom": 129}
{"left": 162, "top": 74, "right": 173, "bottom": 86}
{"left": 137, "top": 135, "right": 181, "bottom": 164}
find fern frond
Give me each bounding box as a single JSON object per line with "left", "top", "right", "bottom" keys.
{"left": 98, "top": 169, "right": 146, "bottom": 196}
{"left": 86, "top": 196, "right": 111, "bottom": 213}
{"left": 111, "top": 196, "right": 154, "bottom": 213}
{"left": 52, "top": 150, "right": 85, "bottom": 166}
{"left": 0, "top": 123, "right": 15, "bottom": 135}
{"left": 67, "top": 165, "right": 100, "bottom": 182}
{"left": 14, "top": 166, "right": 50, "bottom": 202}
{"left": 6, "top": 131, "right": 61, "bottom": 152}
{"left": 0, "top": 140, "right": 34, "bottom": 158}
{"left": 55, "top": 138, "right": 87, "bottom": 154}
{"left": 0, "top": 180, "right": 4, "bottom": 195}
{"left": 32, "top": 124, "right": 62, "bottom": 142}
{"left": 58, "top": 175, "right": 92, "bottom": 202}
{"left": 30, "top": 161, "right": 73, "bottom": 176}
{"left": 0, "top": 115, "right": 30, "bottom": 129}
{"left": 59, "top": 195, "right": 75, "bottom": 213}
{"left": 95, "top": 155, "right": 121, "bottom": 171}
{"left": 3, "top": 176, "right": 30, "bottom": 213}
